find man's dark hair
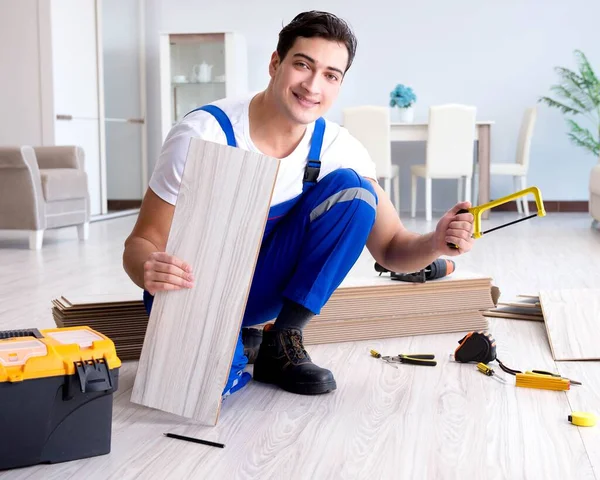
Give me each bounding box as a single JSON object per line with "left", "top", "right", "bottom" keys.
{"left": 277, "top": 11, "right": 358, "bottom": 73}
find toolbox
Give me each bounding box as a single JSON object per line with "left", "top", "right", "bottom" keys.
{"left": 0, "top": 326, "right": 121, "bottom": 471}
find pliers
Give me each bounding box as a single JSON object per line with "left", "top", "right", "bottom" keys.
{"left": 391, "top": 354, "right": 437, "bottom": 367}
{"left": 370, "top": 350, "right": 437, "bottom": 367}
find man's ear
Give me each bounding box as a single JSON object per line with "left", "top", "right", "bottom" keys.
{"left": 268, "top": 51, "right": 280, "bottom": 78}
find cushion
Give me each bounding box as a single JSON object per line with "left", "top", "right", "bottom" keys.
{"left": 40, "top": 168, "right": 88, "bottom": 202}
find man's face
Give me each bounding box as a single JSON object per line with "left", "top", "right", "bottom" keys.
{"left": 269, "top": 36, "right": 348, "bottom": 126}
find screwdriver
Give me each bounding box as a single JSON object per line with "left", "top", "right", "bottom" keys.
{"left": 477, "top": 362, "right": 507, "bottom": 383}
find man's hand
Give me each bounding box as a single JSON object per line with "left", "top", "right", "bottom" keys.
{"left": 433, "top": 201, "right": 475, "bottom": 256}
{"left": 143, "top": 252, "right": 194, "bottom": 295}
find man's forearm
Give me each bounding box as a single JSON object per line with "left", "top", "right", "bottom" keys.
{"left": 123, "top": 237, "right": 160, "bottom": 290}
{"left": 381, "top": 230, "right": 441, "bottom": 273}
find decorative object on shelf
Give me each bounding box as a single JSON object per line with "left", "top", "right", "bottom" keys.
{"left": 160, "top": 32, "right": 248, "bottom": 136}
{"left": 193, "top": 62, "right": 213, "bottom": 83}
{"left": 539, "top": 50, "right": 600, "bottom": 158}
{"left": 389, "top": 83, "right": 417, "bottom": 122}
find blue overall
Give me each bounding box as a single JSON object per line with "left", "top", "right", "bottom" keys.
{"left": 143, "top": 104, "right": 378, "bottom": 397}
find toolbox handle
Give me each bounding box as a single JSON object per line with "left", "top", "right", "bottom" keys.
{"left": 0, "top": 328, "right": 43, "bottom": 340}
{"left": 76, "top": 359, "right": 113, "bottom": 393}
{"left": 64, "top": 358, "right": 114, "bottom": 400}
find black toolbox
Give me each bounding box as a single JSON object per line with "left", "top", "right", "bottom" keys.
{"left": 0, "top": 326, "right": 121, "bottom": 471}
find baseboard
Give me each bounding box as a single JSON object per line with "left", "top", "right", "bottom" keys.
{"left": 107, "top": 200, "right": 142, "bottom": 211}
{"left": 492, "top": 200, "right": 589, "bottom": 213}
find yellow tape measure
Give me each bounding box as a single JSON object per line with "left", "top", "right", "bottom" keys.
{"left": 568, "top": 412, "right": 596, "bottom": 427}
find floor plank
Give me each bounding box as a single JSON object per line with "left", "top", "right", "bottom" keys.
{"left": 556, "top": 361, "right": 600, "bottom": 477}
{"left": 1, "top": 212, "right": 600, "bottom": 478}
{"left": 131, "top": 139, "right": 279, "bottom": 424}
{"left": 539, "top": 289, "right": 600, "bottom": 360}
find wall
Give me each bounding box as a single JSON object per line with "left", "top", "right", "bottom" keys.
{"left": 145, "top": 0, "right": 600, "bottom": 212}
{"left": 0, "top": 0, "right": 44, "bottom": 146}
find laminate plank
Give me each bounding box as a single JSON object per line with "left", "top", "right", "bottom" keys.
{"left": 539, "top": 289, "right": 600, "bottom": 360}
{"left": 130, "top": 139, "right": 279, "bottom": 424}
{"left": 556, "top": 362, "right": 600, "bottom": 475}
{"left": 482, "top": 318, "right": 595, "bottom": 480}
{"left": 17, "top": 318, "right": 592, "bottom": 480}
{"left": 2, "top": 211, "right": 600, "bottom": 478}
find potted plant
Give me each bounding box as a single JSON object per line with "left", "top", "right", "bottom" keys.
{"left": 539, "top": 50, "right": 600, "bottom": 158}
{"left": 539, "top": 50, "right": 600, "bottom": 226}
{"left": 389, "top": 84, "right": 417, "bottom": 122}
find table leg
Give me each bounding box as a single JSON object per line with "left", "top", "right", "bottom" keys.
{"left": 478, "top": 125, "right": 491, "bottom": 219}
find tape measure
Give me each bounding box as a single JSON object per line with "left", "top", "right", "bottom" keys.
{"left": 568, "top": 412, "right": 597, "bottom": 427}
{"left": 454, "top": 331, "right": 497, "bottom": 364}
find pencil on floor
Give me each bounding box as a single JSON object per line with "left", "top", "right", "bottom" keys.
{"left": 163, "top": 432, "right": 225, "bottom": 449}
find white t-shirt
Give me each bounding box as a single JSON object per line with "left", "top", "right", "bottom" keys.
{"left": 149, "top": 93, "right": 378, "bottom": 207}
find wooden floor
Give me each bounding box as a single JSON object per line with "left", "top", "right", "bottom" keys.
{"left": 1, "top": 212, "right": 600, "bottom": 479}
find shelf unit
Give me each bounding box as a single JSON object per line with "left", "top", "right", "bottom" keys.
{"left": 159, "top": 32, "right": 248, "bottom": 141}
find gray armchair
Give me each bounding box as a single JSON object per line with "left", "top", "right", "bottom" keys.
{"left": 0, "top": 146, "right": 90, "bottom": 249}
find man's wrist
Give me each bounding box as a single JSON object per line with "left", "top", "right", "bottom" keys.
{"left": 423, "top": 231, "right": 442, "bottom": 258}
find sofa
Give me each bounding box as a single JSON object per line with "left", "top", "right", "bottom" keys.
{"left": 0, "top": 146, "right": 90, "bottom": 249}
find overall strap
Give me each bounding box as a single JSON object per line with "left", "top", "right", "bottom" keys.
{"left": 185, "top": 105, "right": 237, "bottom": 147}
{"left": 303, "top": 117, "right": 326, "bottom": 192}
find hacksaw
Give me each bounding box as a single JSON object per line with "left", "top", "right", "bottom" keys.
{"left": 449, "top": 186, "right": 546, "bottom": 249}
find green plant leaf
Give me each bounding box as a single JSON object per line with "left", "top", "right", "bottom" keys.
{"left": 566, "top": 119, "right": 600, "bottom": 156}
{"left": 542, "top": 50, "right": 600, "bottom": 157}
{"left": 568, "top": 132, "right": 600, "bottom": 156}
{"left": 574, "top": 50, "right": 600, "bottom": 85}
{"left": 539, "top": 96, "right": 584, "bottom": 115}
{"left": 549, "top": 84, "right": 592, "bottom": 112}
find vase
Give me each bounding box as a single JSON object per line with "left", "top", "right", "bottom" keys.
{"left": 392, "top": 106, "right": 414, "bottom": 123}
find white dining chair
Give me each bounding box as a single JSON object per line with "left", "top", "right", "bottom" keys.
{"left": 473, "top": 106, "right": 537, "bottom": 215}
{"left": 343, "top": 106, "right": 400, "bottom": 212}
{"left": 410, "top": 104, "right": 477, "bottom": 221}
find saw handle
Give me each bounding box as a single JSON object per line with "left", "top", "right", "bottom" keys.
{"left": 447, "top": 209, "right": 470, "bottom": 249}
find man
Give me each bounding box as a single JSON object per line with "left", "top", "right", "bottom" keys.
{"left": 123, "top": 11, "right": 475, "bottom": 398}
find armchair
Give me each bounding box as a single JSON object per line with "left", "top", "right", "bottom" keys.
{"left": 0, "top": 146, "right": 90, "bottom": 249}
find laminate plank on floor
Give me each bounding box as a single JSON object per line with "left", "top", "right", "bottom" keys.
{"left": 482, "top": 318, "right": 595, "bottom": 480}
{"left": 556, "top": 362, "right": 600, "bottom": 476}
{"left": 7, "top": 318, "right": 595, "bottom": 480}
{"left": 2, "top": 208, "right": 600, "bottom": 478}
{"left": 539, "top": 289, "right": 600, "bottom": 360}
{"left": 130, "top": 139, "right": 279, "bottom": 424}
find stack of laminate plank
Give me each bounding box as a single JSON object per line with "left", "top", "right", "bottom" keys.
{"left": 482, "top": 295, "right": 544, "bottom": 321}
{"left": 51, "top": 293, "right": 147, "bottom": 360}
{"left": 52, "top": 271, "right": 496, "bottom": 359}
{"left": 299, "top": 271, "right": 495, "bottom": 345}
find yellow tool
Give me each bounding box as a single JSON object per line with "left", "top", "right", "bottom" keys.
{"left": 449, "top": 186, "right": 546, "bottom": 249}
{"left": 515, "top": 371, "right": 570, "bottom": 391}
{"left": 525, "top": 370, "right": 582, "bottom": 386}
{"left": 568, "top": 412, "right": 597, "bottom": 427}
{"left": 476, "top": 362, "right": 506, "bottom": 383}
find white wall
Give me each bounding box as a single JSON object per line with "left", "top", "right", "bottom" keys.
{"left": 145, "top": 0, "right": 600, "bottom": 210}
{"left": 0, "top": 0, "right": 45, "bottom": 146}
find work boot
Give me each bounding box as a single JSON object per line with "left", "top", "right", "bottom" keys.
{"left": 253, "top": 324, "right": 337, "bottom": 395}
{"left": 241, "top": 327, "right": 263, "bottom": 364}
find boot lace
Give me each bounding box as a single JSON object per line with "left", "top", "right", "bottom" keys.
{"left": 284, "top": 331, "right": 309, "bottom": 363}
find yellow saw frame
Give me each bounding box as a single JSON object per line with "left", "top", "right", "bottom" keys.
{"left": 449, "top": 186, "right": 546, "bottom": 248}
